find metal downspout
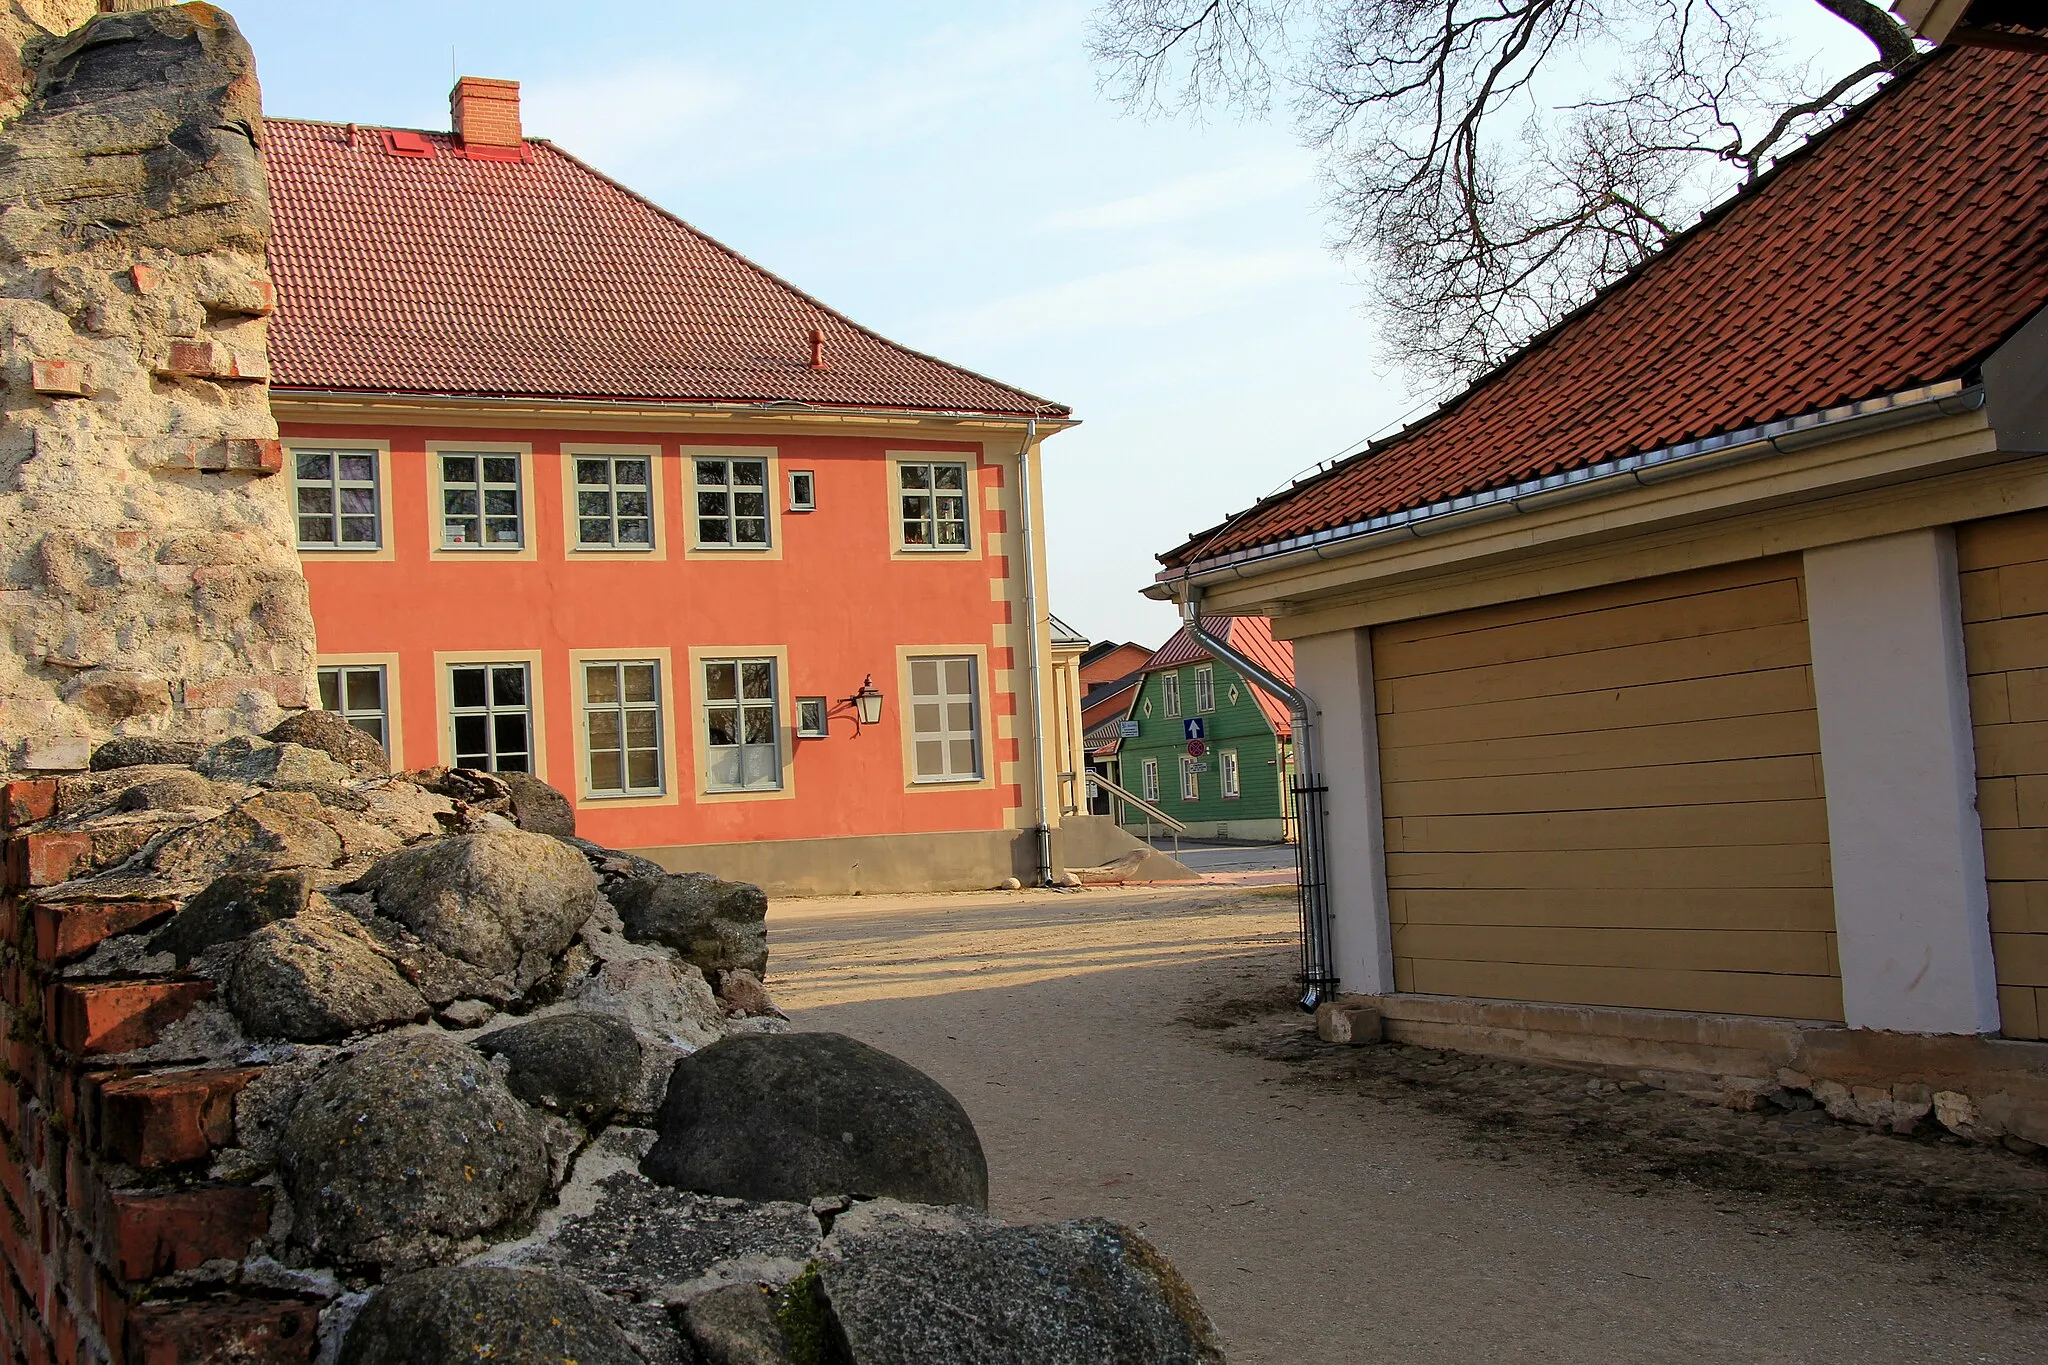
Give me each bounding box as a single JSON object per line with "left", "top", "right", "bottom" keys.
{"left": 1017, "top": 417, "right": 1055, "bottom": 886}
{"left": 1179, "top": 592, "right": 1339, "bottom": 1010}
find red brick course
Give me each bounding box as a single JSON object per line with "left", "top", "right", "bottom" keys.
{"left": 31, "top": 904, "right": 174, "bottom": 968}
{"left": 45, "top": 981, "right": 214, "bottom": 1057}
{"left": 88, "top": 1069, "right": 258, "bottom": 1171}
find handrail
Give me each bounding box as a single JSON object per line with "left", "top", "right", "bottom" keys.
{"left": 1083, "top": 771, "right": 1188, "bottom": 834}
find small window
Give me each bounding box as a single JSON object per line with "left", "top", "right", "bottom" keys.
{"left": 796, "top": 696, "right": 829, "bottom": 738}
{"left": 583, "top": 661, "right": 663, "bottom": 796}
{"left": 908, "top": 655, "right": 981, "bottom": 782}
{"left": 442, "top": 452, "right": 523, "bottom": 547}
{"left": 1162, "top": 673, "right": 1181, "bottom": 718}
{"left": 1180, "top": 755, "right": 1200, "bottom": 802}
{"left": 575, "top": 456, "right": 654, "bottom": 549}
{"left": 899, "top": 461, "right": 969, "bottom": 549}
{"left": 294, "top": 448, "right": 381, "bottom": 548}
{"left": 1220, "top": 749, "right": 1240, "bottom": 799}
{"left": 1195, "top": 665, "right": 1215, "bottom": 714}
{"left": 318, "top": 665, "right": 388, "bottom": 746}
{"left": 448, "top": 663, "right": 532, "bottom": 772}
{"left": 788, "top": 470, "right": 816, "bottom": 512}
{"left": 696, "top": 458, "right": 770, "bottom": 547}
{"left": 1141, "top": 757, "right": 1160, "bottom": 803}
{"left": 704, "top": 657, "right": 780, "bottom": 790}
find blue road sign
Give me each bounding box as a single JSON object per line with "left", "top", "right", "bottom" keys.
{"left": 1183, "top": 718, "right": 1205, "bottom": 741}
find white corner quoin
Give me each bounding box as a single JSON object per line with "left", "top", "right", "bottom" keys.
{"left": 1289, "top": 627, "right": 1396, "bottom": 996}
{"left": 1804, "top": 527, "right": 1999, "bottom": 1034}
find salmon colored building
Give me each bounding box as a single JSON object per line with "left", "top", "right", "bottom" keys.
{"left": 261, "top": 79, "right": 1089, "bottom": 892}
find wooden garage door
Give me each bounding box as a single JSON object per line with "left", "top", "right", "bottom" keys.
{"left": 1372, "top": 556, "right": 1842, "bottom": 1021}
{"left": 1957, "top": 509, "right": 2048, "bottom": 1040}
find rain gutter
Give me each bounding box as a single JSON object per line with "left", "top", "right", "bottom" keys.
{"left": 1150, "top": 380, "right": 1985, "bottom": 597}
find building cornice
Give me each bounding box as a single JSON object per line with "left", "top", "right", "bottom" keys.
{"left": 270, "top": 388, "right": 1078, "bottom": 437}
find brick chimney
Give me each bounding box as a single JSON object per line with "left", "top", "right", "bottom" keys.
{"left": 451, "top": 76, "right": 522, "bottom": 150}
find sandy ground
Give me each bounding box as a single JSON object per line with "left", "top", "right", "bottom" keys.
{"left": 769, "top": 883, "right": 2048, "bottom": 1365}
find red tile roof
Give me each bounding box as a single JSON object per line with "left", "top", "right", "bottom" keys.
{"left": 1160, "top": 45, "right": 2048, "bottom": 571}
{"left": 261, "top": 121, "right": 1067, "bottom": 417}
{"left": 1146, "top": 617, "right": 1294, "bottom": 736}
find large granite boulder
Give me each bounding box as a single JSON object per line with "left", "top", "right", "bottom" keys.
{"left": 819, "top": 1205, "right": 1228, "bottom": 1364}
{"left": 144, "top": 791, "right": 344, "bottom": 887}
{"left": 500, "top": 771, "right": 575, "bottom": 836}
{"left": 90, "top": 737, "right": 202, "bottom": 771}
{"left": 225, "top": 913, "right": 426, "bottom": 1041}
{"left": 338, "top": 1267, "right": 643, "bottom": 1365}
{"left": 265, "top": 709, "right": 390, "bottom": 771}
{"left": 613, "top": 869, "right": 768, "bottom": 979}
{"left": 474, "top": 1012, "right": 640, "bottom": 1124}
{"left": 347, "top": 829, "right": 603, "bottom": 998}
{"left": 643, "top": 1032, "right": 988, "bottom": 1209}
{"left": 150, "top": 867, "right": 310, "bottom": 964}
{"left": 280, "top": 1033, "right": 552, "bottom": 1270}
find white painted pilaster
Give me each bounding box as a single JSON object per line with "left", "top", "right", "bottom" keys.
{"left": 1804, "top": 527, "right": 1999, "bottom": 1034}
{"left": 1290, "top": 627, "right": 1396, "bottom": 995}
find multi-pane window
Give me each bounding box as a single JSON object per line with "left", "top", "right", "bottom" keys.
{"left": 583, "top": 661, "right": 662, "bottom": 795}
{"left": 704, "top": 658, "right": 780, "bottom": 790}
{"left": 1162, "top": 673, "right": 1181, "bottom": 717}
{"left": 1141, "top": 757, "right": 1160, "bottom": 803}
{"left": 575, "top": 456, "right": 653, "bottom": 549}
{"left": 318, "top": 665, "right": 388, "bottom": 746}
{"left": 1220, "top": 749, "right": 1241, "bottom": 799}
{"left": 1195, "top": 665, "right": 1215, "bottom": 713}
{"left": 294, "top": 449, "right": 380, "bottom": 548}
{"left": 695, "top": 458, "right": 769, "bottom": 547}
{"left": 449, "top": 663, "right": 532, "bottom": 773}
{"left": 899, "top": 462, "right": 969, "bottom": 549}
{"left": 908, "top": 655, "right": 981, "bottom": 782}
{"left": 1180, "top": 755, "right": 1200, "bottom": 802}
{"left": 442, "top": 452, "right": 523, "bottom": 547}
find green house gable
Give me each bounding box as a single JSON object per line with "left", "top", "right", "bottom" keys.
{"left": 1117, "top": 655, "right": 1292, "bottom": 840}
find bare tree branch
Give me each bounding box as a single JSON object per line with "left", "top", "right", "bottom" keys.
{"left": 1091, "top": 0, "right": 1921, "bottom": 385}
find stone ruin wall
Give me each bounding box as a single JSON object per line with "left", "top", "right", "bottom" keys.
{"left": 0, "top": 0, "right": 317, "bottom": 774}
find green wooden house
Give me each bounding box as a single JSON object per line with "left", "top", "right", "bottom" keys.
{"left": 1116, "top": 617, "right": 1295, "bottom": 842}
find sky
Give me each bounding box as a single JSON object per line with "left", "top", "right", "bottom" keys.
{"left": 223, "top": 0, "right": 1869, "bottom": 647}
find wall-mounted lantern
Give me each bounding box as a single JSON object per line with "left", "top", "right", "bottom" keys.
{"left": 842, "top": 675, "right": 884, "bottom": 734}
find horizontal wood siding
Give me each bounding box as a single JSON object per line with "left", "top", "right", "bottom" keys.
{"left": 1957, "top": 509, "right": 2048, "bottom": 1039}
{"left": 1372, "top": 556, "right": 1842, "bottom": 1021}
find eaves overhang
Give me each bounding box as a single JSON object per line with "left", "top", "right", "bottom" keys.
{"left": 270, "top": 387, "right": 1080, "bottom": 434}
{"left": 1146, "top": 379, "right": 1983, "bottom": 601}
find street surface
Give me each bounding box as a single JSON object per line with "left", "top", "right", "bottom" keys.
{"left": 768, "top": 884, "right": 2048, "bottom": 1364}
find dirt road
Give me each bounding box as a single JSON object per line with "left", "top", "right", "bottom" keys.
{"left": 769, "top": 884, "right": 2048, "bottom": 1364}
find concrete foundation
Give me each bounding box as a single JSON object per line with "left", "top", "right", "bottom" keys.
{"left": 1351, "top": 992, "right": 2048, "bottom": 1146}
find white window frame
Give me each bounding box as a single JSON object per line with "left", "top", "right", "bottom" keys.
{"left": 702, "top": 657, "right": 782, "bottom": 791}
{"left": 694, "top": 456, "right": 771, "bottom": 548}
{"left": 440, "top": 450, "right": 525, "bottom": 549}
{"left": 573, "top": 454, "right": 656, "bottom": 550}
{"left": 1180, "top": 755, "right": 1200, "bottom": 802}
{"left": 788, "top": 469, "right": 816, "bottom": 512}
{"left": 907, "top": 655, "right": 982, "bottom": 783}
{"left": 796, "top": 696, "right": 829, "bottom": 738}
{"left": 1220, "top": 748, "right": 1241, "bottom": 800}
{"left": 447, "top": 662, "right": 533, "bottom": 773}
{"left": 1195, "top": 664, "right": 1215, "bottom": 714}
{"left": 293, "top": 448, "right": 382, "bottom": 549}
{"left": 897, "top": 461, "right": 971, "bottom": 550}
{"left": 582, "top": 660, "right": 664, "bottom": 796}
{"left": 1162, "top": 672, "right": 1181, "bottom": 718}
{"left": 317, "top": 665, "right": 388, "bottom": 747}
{"left": 1141, "top": 757, "right": 1160, "bottom": 803}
